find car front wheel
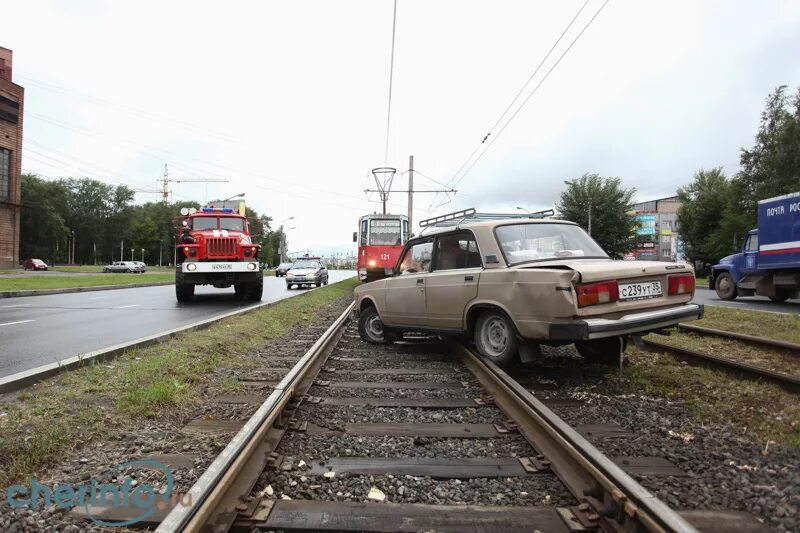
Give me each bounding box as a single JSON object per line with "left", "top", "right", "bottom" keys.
{"left": 474, "top": 311, "right": 519, "bottom": 367}
{"left": 358, "top": 306, "right": 386, "bottom": 343}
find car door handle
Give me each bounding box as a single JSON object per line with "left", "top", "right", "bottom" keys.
{"left": 464, "top": 275, "right": 474, "bottom": 281}
{"left": 416, "top": 278, "right": 424, "bottom": 285}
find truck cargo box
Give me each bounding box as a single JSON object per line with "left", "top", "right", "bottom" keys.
{"left": 758, "top": 192, "right": 800, "bottom": 270}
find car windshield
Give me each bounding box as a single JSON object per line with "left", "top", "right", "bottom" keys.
{"left": 495, "top": 223, "right": 608, "bottom": 265}
{"left": 369, "top": 219, "right": 402, "bottom": 246}
{"left": 192, "top": 217, "right": 218, "bottom": 230}
{"left": 32, "top": 259, "right": 44, "bottom": 264}
{"left": 292, "top": 261, "right": 318, "bottom": 269}
{"left": 219, "top": 217, "right": 245, "bottom": 232}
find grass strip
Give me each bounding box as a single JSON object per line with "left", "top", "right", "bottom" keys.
{"left": 695, "top": 306, "right": 800, "bottom": 344}
{"left": 626, "top": 346, "right": 800, "bottom": 448}
{"left": 0, "top": 277, "right": 358, "bottom": 486}
{"left": 0, "top": 273, "right": 175, "bottom": 291}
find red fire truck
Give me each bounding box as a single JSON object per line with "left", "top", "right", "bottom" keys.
{"left": 353, "top": 213, "right": 409, "bottom": 282}
{"left": 174, "top": 204, "right": 263, "bottom": 302}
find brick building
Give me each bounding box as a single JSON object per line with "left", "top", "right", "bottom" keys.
{"left": 0, "top": 46, "right": 23, "bottom": 268}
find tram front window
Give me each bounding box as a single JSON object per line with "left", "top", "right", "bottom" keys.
{"left": 369, "top": 219, "right": 402, "bottom": 245}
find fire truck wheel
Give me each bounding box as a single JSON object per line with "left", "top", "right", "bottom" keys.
{"left": 234, "top": 283, "right": 246, "bottom": 298}
{"left": 175, "top": 281, "right": 195, "bottom": 302}
{"left": 244, "top": 276, "right": 263, "bottom": 301}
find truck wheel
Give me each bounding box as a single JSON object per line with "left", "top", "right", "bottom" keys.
{"left": 474, "top": 310, "right": 519, "bottom": 367}
{"left": 234, "top": 283, "right": 246, "bottom": 298}
{"left": 358, "top": 306, "right": 386, "bottom": 343}
{"left": 176, "top": 281, "right": 195, "bottom": 302}
{"left": 244, "top": 275, "right": 263, "bottom": 301}
{"left": 714, "top": 272, "right": 737, "bottom": 300}
{"left": 575, "top": 337, "right": 627, "bottom": 364}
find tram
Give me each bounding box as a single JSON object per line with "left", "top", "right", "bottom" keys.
{"left": 353, "top": 213, "right": 409, "bottom": 282}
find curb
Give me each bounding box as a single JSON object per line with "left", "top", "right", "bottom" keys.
{"left": 0, "top": 296, "right": 279, "bottom": 394}
{"left": 0, "top": 281, "right": 174, "bottom": 299}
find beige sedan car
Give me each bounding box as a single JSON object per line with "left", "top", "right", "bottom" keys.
{"left": 353, "top": 212, "right": 703, "bottom": 366}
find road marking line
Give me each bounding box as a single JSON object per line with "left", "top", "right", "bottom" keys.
{"left": 0, "top": 303, "right": 31, "bottom": 308}
{"left": 0, "top": 320, "right": 35, "bottom": 327}
{"left": 115, "top": 304, "right": 141, "bottom": 309}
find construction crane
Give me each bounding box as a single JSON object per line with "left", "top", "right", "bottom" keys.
{"left": 159, "top": 164, "right": 228, "bottom": 205}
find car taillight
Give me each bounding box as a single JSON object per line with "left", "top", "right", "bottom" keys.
{"left": 576, "top": 281, "right": 619, "bottom": 308}
{"left": 668, "top": 274, "right": 695, "bottom": 295}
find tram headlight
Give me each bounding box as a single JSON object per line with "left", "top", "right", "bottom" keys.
{"left": 368, "top": 260, "right": 377, "bottom": 267}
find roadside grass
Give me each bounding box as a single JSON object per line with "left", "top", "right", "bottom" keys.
{"left": 51, "top": 265, "right": 175, "bottom": 273}
{"left": 696, "top": 306, "right": 800, "bottom": 344}
{"left": 0, "top": 273, "right": 175, "bottom": 291}
{"left": 0, "top": 277, "right": 358, "bottom": 486}
{"left": 626, "top": 346, "right": 800, "bottom": 448}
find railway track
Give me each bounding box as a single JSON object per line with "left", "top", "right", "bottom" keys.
{"left": 643, "top": 324, "right": 800, "bottom": 393}
{"left": 146, "top": 305, "right": 768, "bottom": 533}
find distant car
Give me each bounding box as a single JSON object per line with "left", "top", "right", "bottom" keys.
{"left": 354, "top": 210, "right": 703, "bottom": 367}
{"left": 275, "top": 262, "right": 294, "bottom": 277}
{"left": 286, "top": 260, "right": 328, "bottom": 289}
{"left": 134, "top": 261, "right": 147, "bottom": 272}
{"left": 23, "top": 258, "right": 48, "bottom": 271}
{"left": 103, "top": 261, "right": 145, "bottom": 273}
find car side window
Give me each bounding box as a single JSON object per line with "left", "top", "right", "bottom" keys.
{"left": 398, "top": 241, "right": 433, "bottom": 275}
{"left": 434, "top": 233, "right": 482, "bottom": 270}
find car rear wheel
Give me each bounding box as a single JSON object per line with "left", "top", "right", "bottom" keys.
{"left": 714, "top": 272, "right": 737, "bottom": 300}
{"left": 575, "top": 337, "right": 627, "bottom": 364}
{"left": 358, "top": 306, "right": 386, "bottom": 343}
{"left": 474, "top": 311, "right": 519, "bottom": 367}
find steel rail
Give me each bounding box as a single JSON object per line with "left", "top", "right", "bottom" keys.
{"left": 643, "top": 338, "right": 800, "bottom": 393}
{"left": 677, "top": 323, "right": 800, "bottom": 355}
{"left": 155, "top": 301, "right": 355, "bottom": 533}
{"left": 454, "top": 341, "right": 699, "bottom": 533}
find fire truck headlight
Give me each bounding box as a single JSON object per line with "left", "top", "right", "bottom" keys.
{"left": 244, "top": 248, "right": 251, "bottom": 257}
{"left": 368, "top": 260, "right": 377, "bottom": 267}
{"left": 189, "top": 248, "right": 197, "bottom": 257}
{"left": 187, "top": 263, "right": 197, "bottom": 271}
{"left": 247, "top": 263, "right": 257, "bottom": 271}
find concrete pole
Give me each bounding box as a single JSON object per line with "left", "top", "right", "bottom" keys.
{"left": 408, "top": 155, "right": 414, "bottom": 236}
{"left": 588, "top": 203, "right": 592, "bottom": 237}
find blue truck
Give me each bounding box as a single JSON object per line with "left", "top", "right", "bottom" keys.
{"left": 710, "top": 192, "right": 800, "bottom": 302}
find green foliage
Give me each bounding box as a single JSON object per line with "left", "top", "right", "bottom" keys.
{"left": 19, "top": 174, "right": 275, "bottom": 266}
{"left": 738, "top": 86, "right": 800, "bottom": 212}
{"left": 556, "top": 174, "right": 637, "bottom": 258}
{"left": 678, "top": 86, "right": 800, "bottom": 267}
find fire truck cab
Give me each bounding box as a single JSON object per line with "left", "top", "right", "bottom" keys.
{"left": 174, "top": 204, "right": 263, "bottom": 302}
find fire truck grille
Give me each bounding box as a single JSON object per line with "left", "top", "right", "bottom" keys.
{"left": 206, "top": 237, "right": 238, "bottom": 257}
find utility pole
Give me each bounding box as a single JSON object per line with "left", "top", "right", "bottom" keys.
{"left": 120, "top": 240, "right": 124, "bottom": 261}
{"left": 408, "top": 155, "right": 414, "bottom": 231}
{"left": 587, "top": 204, "right": 592, "bottom": 236}
{"left": 159, "top": 241, "right": 163, "bottom": 267}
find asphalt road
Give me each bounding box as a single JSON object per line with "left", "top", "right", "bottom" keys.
{"left": 692, "top": 286, "right": 800, "bottom": 314}
{"left": 0, "top": 271, "right": 355, "bottom": 379}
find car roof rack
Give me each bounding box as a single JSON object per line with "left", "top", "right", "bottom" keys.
{"left": 418, "top": 207, "right": 555, "bottom": 232}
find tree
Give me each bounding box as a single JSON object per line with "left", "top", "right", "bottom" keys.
{"left": 737, "top": 85, "right": 800, "bottom": 212}
{"left": 556, "top": 174, "right": 637, "bottom": 258}
{"left": 677, "top": 168, "right": 739, "bottom": 267}
{"left": 19, "top": 174, "right": 70, "bottom": 262}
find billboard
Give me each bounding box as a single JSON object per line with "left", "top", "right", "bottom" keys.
{"left": 636, "top": 213, "right": 656, "bottom": 236}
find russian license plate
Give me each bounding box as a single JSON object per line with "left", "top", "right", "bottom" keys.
{"left": 619, "top": 281, "right": 662, "bottom": 301}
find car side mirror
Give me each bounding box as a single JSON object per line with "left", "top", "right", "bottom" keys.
{"left": 352, "top": 232, "right": 357, "bottom": 243}
{"left": 384, "top": 268, "right": 395, "bottom": 276}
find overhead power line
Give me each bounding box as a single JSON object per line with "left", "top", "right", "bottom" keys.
{"left": 449, "top": 0, "right": 611, "bottom": 191}
{"left": 384, "top": 0, "right": 399, "bottom": 167}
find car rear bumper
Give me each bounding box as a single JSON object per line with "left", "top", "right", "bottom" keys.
{"left": 548, "top": 303, "right": 704, "bottom": 341}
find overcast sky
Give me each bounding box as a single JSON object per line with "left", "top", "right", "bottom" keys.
{"left": 5, "top": 0, "right": 800, "bottom": 255}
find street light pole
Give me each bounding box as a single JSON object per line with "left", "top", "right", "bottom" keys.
{"left": 278, "top": 217, "right": 294, "bottom": 263}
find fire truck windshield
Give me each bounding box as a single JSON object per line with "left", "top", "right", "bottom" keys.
{"left": 220, "top": 218, "right": 245, "bottom": 232}
{"left": 190, "top": 217, "right": 246, "bottom": 231}
{"left": 369, "top": 219, "right": 402, "bottom": 245}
